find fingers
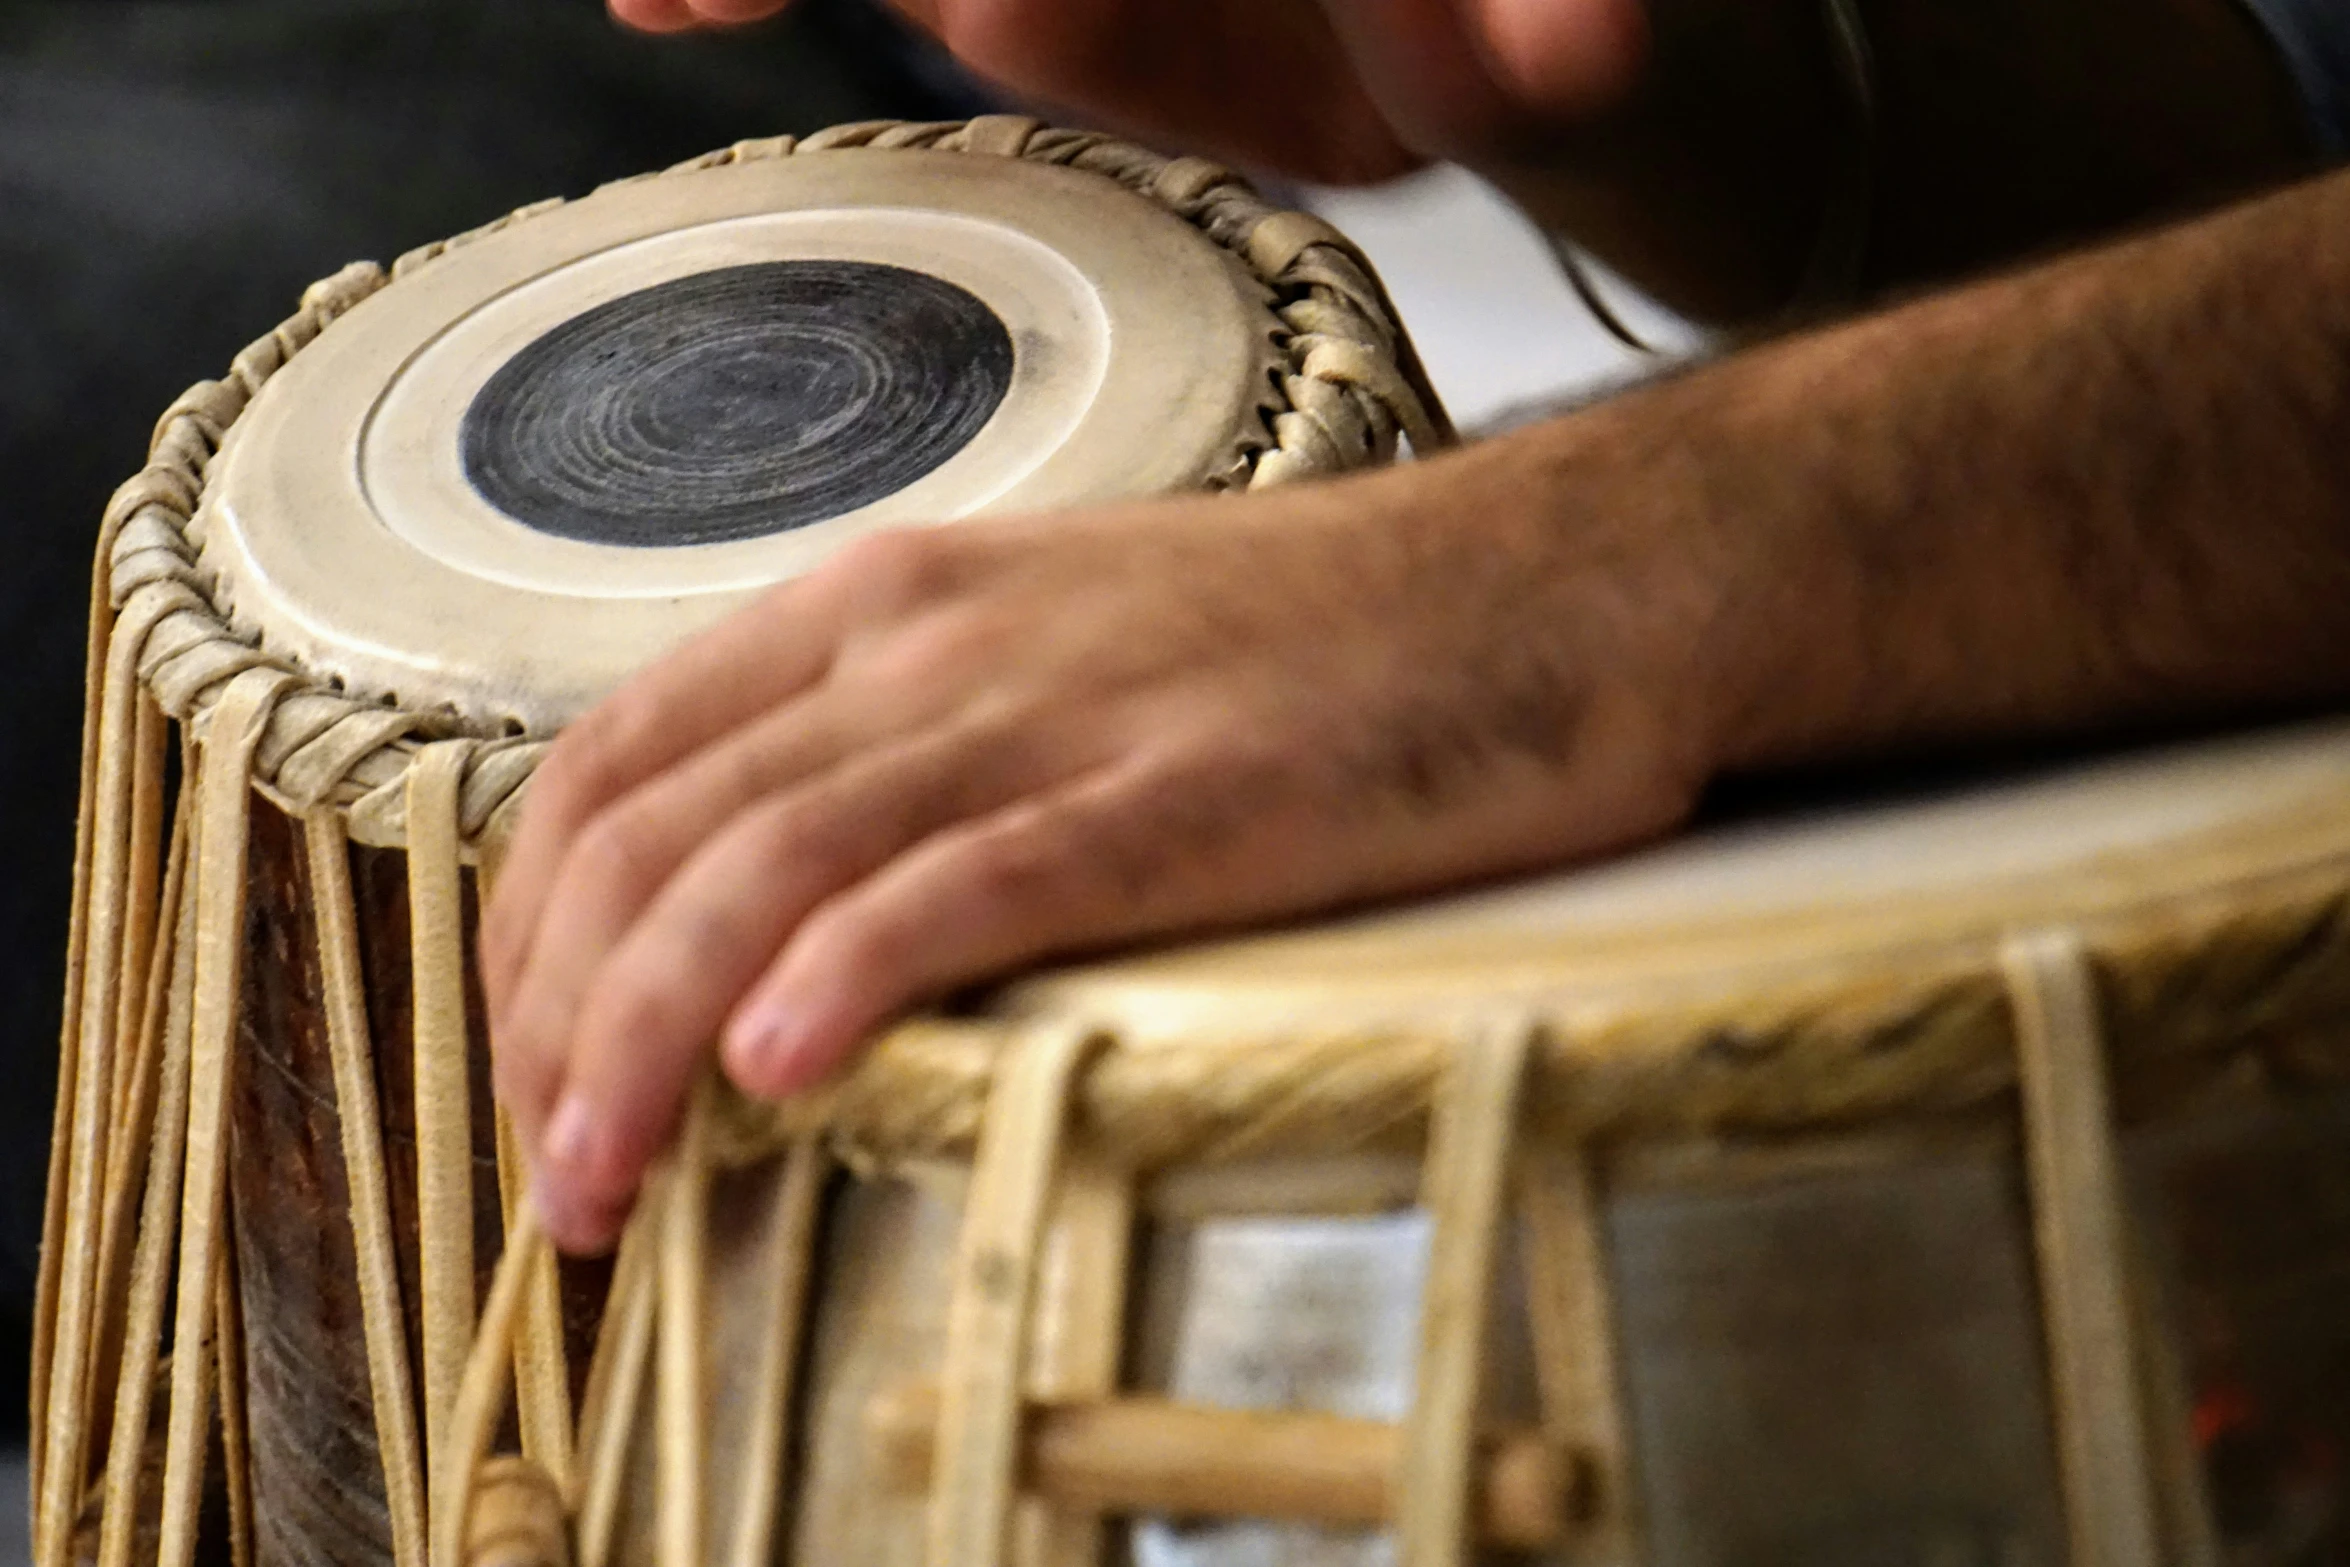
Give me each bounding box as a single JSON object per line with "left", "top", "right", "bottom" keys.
{"left": 491, "top": 689, "right": 863, "bottom": 1153}
{"left": 912, "top": 0, "right": 1419, "bottom": 184}
{"left": 483, "top": 600, "right": 825, "bottom": 1009}
{"left": 720, "top": 746, "right": 1290, "bottom": 1097}
{"left": 1306, "top": 0, "right": 1640, "bottom": 159}
{"left": 481, "top": 530, "right": 966, "bottom": 1014}
{"left": 608, "top": 0, "right": 704, "bottom": 30}
{"left": 511, "top": 718, "right": 1107, "bottom": 1251}
{"left": 609, "top": 0, "right": 793, "bottom": 29}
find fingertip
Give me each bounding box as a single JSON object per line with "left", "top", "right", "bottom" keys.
{"left": 530, "top": 1170, "right": 630, "bottom": 1257}
{"left": 531, "top": 1092, "right": 652, "bottom": 1253}
{"left": 722, "top": 988, "right": 869, "bottom": 1101}
{"left": 1475, "top": 0, "right": 1650, "bottom": 115}
{"left": 610, "top": 0, "right": 702, "bottom": 32}
{"left": 689, "top": 0, "right": 796, "bottom": 22}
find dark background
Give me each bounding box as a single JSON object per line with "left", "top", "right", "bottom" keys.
{"left": 0, "top": 0, "right": 981, "bottom": 1438}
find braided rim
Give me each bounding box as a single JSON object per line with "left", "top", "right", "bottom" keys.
{"left": 98, "top": 115, "right": 1453, "bottom": 851}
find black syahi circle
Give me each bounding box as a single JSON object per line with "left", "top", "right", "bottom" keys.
{"left": 460, "top": 260, "right": 1016, "bottom": 548}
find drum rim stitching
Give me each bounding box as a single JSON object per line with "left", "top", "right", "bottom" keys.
{"left": 698, "top": 850, "right": 2350, "bottom": 1171}
{"left": 94, "top": 114, "right": 1453, "bottom": 855}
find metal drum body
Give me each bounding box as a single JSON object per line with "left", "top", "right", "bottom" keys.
{"left": 31, "top": 117, "right": 1442, "bottom": 1567}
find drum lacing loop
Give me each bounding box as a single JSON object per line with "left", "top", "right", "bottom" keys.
{"left": 465, "top": 1458, "right": 573, "bottom": 1567}
{"left": 436, "top": 1199, "right": 558, "bottom": 1567}
{"left": 491, "top": 1112, "right": 578, "bottom": 1496}
{"left": 158, "top": 667, "right": 295, "bottom": 1567}
{"left": 929, "top": 1023, "right": 1109, "bottom": 1567}
{"left": 412, "top": 738, "right": 485, "bottom": 1509}
{"left": 1517, "top": 1142, "right": 1640, "bottom": 1556}
{"left": 649, "top": 1082, "right": 717, "bottom": 1567}
{"left": 574, "top": 1209, "right": 660, "bottom": 1567}
{"left": 1245, "top": 210, "right": 1353, "bottom": 280}
{"left": 307, "top": 805, "right": 431, "bottom": 1567}
{"left": 713, "top": 1137, "right": 831, "bottom": 1567}
{"left": 474, "top": 1084, "right": 830, "bottom": 1567}
{"left": 91, "top": 799, "right": 196, "bottom": 1567}
{"left": 1401, "top": 1015, "right": 1539, "bottom": 1567}
{"left": 2001, "top": 932, "right": 2165, "bottom": 1567}
{"left": 40, "top": 578, "right": 184, "bottom": 1567}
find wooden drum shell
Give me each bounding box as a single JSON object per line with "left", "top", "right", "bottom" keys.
{"left": 230, "top": 804, "right": 608, "bottom": 1567}
{"left": 34, "top": 115, "right": 1447, "bottom": 1567}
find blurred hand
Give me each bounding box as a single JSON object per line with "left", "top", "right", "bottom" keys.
{"left": 484, "top": 445, "right": 1724, "bottom": 1252}
{"left": 606, "top": 0, "right": 1649, "bottom": 184}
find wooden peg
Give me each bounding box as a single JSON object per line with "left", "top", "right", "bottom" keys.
{"left": 465, "top": 1456, "right": 572, "bottom": 1567}
{"left": 868, "top": 1383, "right": 1588, "bottom": 1550}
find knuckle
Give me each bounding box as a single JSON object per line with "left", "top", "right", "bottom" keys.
{"left": 530, "top": 750, "right": 609, "bottom": 835}
{"left": 575, "top": 962, "right": 690, "bottom": 1059}
{"left": 740, "top": 792, "right": 864, "bottom": 888}
{"left": 894, "top": 806, "right": 1090, "bottom": 932}
{"left": 859, "top": 610, "right": 1003, "bottom": 691}
{"left": 651, "top": 900, "right": 766, "bottom": 994}
{"left": 544, "top": 691, "right": 661, "bottom": 805}
{"left": 571, "top": 809, "right": 667, "bottom": 902}
{"left": 827, "top": 528, "right": 967, "bottom": 618}
{"left": 953, "top": 814, "right": 1069, "bottom": 908}
{"left": 794, "top": 899, "right": 914, "bottom": 994}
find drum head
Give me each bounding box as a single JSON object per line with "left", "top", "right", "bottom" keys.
{"left": 198, "top": 142, "right": 1289, "bottom": 731}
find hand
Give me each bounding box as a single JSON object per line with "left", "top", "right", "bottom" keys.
{"left": 483, "top": 443, "right": 1726, "bottom": 1252}
{"left": 605, "top": 0, "right": 1649, "bottom": 185}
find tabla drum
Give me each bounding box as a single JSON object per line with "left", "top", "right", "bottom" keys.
{"left": 446, "top": 737, "right": 2350, "bottom": 1567}
{"left": 30, "top": 115, "right": 1448, "bottom": 1567}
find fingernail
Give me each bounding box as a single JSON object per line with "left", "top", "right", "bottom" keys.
{"left": 543, "top": 1093, "right": 597, "bottom": 1177}
{"left": 530, "top": 1171, "right": 617, "bottom": 1257}
{"left": 723, "top": 1003, "right": 802, "bottom": 1096}
{"left": 529, "top": 1170, "right": 580, "bottom": 1248}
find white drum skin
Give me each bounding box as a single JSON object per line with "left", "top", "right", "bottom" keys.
{"left": 198, "top": 150, "right": 1285, "bottom": 732}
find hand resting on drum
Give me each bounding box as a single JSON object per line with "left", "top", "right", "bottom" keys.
{"left": 482, "top": 451, "right": 1723, "bottom": 1253}
{"left": 490, "top": 159, "right": 2350, "bottom": 1254}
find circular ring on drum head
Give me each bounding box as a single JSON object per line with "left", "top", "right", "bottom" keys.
{"left": 189, "top": 132, "right": 1413, "bottom": 737}
{"left": 341, "top": 180, "right": 1170, "bottom": 604}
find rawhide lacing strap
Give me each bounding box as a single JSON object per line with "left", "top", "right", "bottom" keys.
{"left": 307, "top": 805, "right": 432, "bottom": 1567}
{"left": 2002, "top": 932, "right": 2164, "bottom": 1567}
{"left": 162, "top": 668, "right": 294, "bottom": 1567}
{"left": 1403, "top": 1017, "right": 1537, "bottom": 1567}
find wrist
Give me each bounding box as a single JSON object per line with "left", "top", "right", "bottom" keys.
{"left": 1485, "top": 346, "right": 1893, "bottom": 782}
{"left": 1424, "top": 411, "right": 1772, "bottom": 796}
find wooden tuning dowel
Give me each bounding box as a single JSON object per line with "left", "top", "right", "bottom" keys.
{"left": 867, "top": 1383, "right": 1590, "bottom": 1549}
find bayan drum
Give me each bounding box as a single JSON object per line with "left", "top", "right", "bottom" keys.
{"left": 455, "top": 724, "right": 2350, "bottom": 1567}
{"left": 32, "top": 116, "right": 1447, "bottom": 1567}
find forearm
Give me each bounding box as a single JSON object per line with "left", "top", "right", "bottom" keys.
{"left": 1488, "top": 0, "right": 2316, "bottom": 323}
{"left": 1488, "top": 163, "right": 2350, "bottom": 767}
